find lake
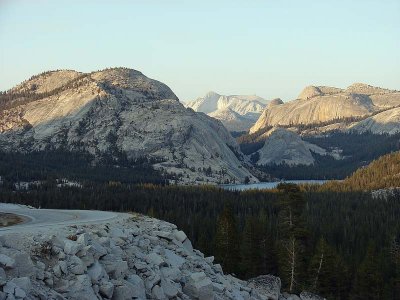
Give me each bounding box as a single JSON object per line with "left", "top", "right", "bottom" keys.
{"left": 221, "top": 180, "right": 327, "bottom": 191}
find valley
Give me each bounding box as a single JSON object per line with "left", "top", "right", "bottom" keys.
{"left": 0, "top": 68, "right": 399, "bottom": 299}
{"left": 1, "top": 1, "right": 399, "bottom": 299}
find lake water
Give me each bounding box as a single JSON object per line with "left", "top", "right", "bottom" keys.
{"left": 221, "top": 180, "right": 327, "bottom": 191}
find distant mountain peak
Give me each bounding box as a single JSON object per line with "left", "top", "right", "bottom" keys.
{"left": 186, "top": 92, "right": 268, "bottom": 131}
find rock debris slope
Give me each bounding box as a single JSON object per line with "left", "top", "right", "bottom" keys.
{"left": 186, "top": 92, "right": 267, "bottom": 131}
{"left": 0, "top": 204, "right": 325, "bottom": 300}
{"left": 250, "top": 83, "right": 400, "bottom": 134}
{"left": 0, "top": 68, "right": 256, "bottom": 184}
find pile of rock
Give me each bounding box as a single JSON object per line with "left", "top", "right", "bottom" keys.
{"left": 0, "top": 213, "right": 323, "bottom": 299}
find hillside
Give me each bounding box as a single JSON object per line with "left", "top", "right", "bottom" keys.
{"left": 250, "top": 83, "right": 400, "bottom": 134}
{"left": 186, "top": 92, "right": 267, "bottom": 131}
{"left": 0, "top": 68, "right": 256, "bottom": 184}
{"left": 323, "top": 151, "right": 400, "bottom": 191}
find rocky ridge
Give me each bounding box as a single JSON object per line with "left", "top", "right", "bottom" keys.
{"left": 250, "top": 83, "right": 400, "bottom": 134}
{"left": 0, "top": 68, "right": 256, "bottom": 184}
{"left": 0, "top": 205, "right": 324, "bottom": 300}
{"left": 186, "top": 92, "right": 267, "bottom": 131}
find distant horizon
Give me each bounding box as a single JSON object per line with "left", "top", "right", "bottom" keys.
{"left": 1, "top": 66, "right": 398, "bottom": 104}
{"left": 1, "top": 0, "right": 399, "bottom": 102}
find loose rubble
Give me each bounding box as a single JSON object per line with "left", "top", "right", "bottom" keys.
{"left": 0, "top": 213, "right": 324, "bottom": 299}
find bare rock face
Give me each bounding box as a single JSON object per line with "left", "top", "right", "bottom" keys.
{"left": 208, "top": 108, "right": 256, "bottom": 132}
{"left": 250, "top": 83, "right": 400, "bottom": 134}
{"left": 0, "top": 68, "right": 256, "bottom": 184}
{"left": 186, "top": 92, "right": 267, "bottom": 131}
{"left": 349, "top": 106, "right": 400, "bottom": 135}
{"left": 255, "top": 128, "right": 326, "bottom": 166}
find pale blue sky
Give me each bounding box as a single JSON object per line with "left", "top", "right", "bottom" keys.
{"left": 1, "top": 0, "right": 399, "bottom": 102}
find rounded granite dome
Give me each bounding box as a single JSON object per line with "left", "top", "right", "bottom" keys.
{"left": 90, "top": 67, "right": 179, "bottom": 101}
{"left": 267, "top": 98, "right": 284, "bottom": 109}
{"left": 297, "top": 86, "right": 323, "bottom": 100}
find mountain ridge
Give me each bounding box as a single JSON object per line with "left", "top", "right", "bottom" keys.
{"left": 186, "top": 91, "right": 267, "bottom": 131}
{"left": 250, "top": 83, "right": 400, "bottom": 134}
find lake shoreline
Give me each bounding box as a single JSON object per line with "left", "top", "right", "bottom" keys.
{"left": 220, "top": 180, "right": 328, "bottom": 191}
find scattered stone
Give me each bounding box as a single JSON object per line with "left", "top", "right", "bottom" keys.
{"left": 152, "top": 284, "right": 166, "bottom": 300}
{"left": 0, "top": 254, "right": 15, "bottom": 269}
{"left": 64, "top": 240, "right": 83, "bottom": 255}
{"left": 112, "top": 280, "right": 140, "bottom": 300}
{"left": 183, "top": 272, "right": 214, "bottom": 300}
{"left": 0, "top": 205, "right": 324, "bottom": 300}
{"left": 76, "top": 233, "right": 89, "bottom": 246}
{"left": 99, "top": 280, "right": 114, "bottom": 299}
{"left": 146, "top": 252, "right": 166, "bottom": 267}
{"left": 87, "top": 261, "right": 107, "bottom": 283}
{"left": 68, "top": 255, "right": 86, "bottom": 275}
{"left": 173, "top": 230, "right": 187, "bottom": 243}
{"left": 154, "top": 231, "right": 173, "bottom": 241}
{"left": 0, "top": 267, "right": 6, "bottom": 284}
{"left": 9, "top": 277, "right": 31, "bottom": 293}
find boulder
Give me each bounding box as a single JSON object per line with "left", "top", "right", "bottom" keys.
{"left": 146, "top": 253, "right": 166, "bottom": 267}
{"left": 173, "top": 231, "right": 187, "bottom": 243}
{"left": 86, "top": 242, "right": 107, "bottom": 260}
{"left": 110, "top": 228, "right": 128, "bottom": 240}
{"left": 161, "top": 266, "right": 182, "bottom": 282}
{"left": 87, "top": 261, "right": 108, "bottom": 283}
{"left": 152, "top": 285, "right": 166, "bottom": 300}
{"left": 164, "top": 249, "right": 185, "bottom": 268}
{"left": 64, "top": 240, "right": 83, "bottom": 255}
{"left": 112, "top": 280, "right": 144, "bottom": 300}
{"left": 68, "top": 255, "right": 86, "bottom": 275}
{"left": 161, "top": 274, "right": 180, "bottom": 298}
{"left": 154, "top": 231, "right": 173, "bottom": 241}
{"left": 99, "top": 280, "right": 114, "bottom": 299}
{"left": 125, "top": 274, "right": 146, "bottom": 299}
{"left": 77, "top": 233, "right": 90, "bottom": 246}
{"left": 0, "top": 254, "right": 15, "bottom": 269}
{"left": 0, "top": 267, "right": 6, "bottom": 284}
{"left": 67, "top": 274, "right": 97, "bottom": 300}
{"left": 7, "top": 252, "right": 34, "bottom": 277}
{"left": 182, "top": 239, "right": 194, "bottom": 253}
{"left": 3, "top": 281, "right": 17, "bottom": 294}
{"left": 183, "top": 272, "right": 214, "bottom": 300}
{"left": 247, "top": 275, "right": 281, "bottom": 300}
{"left": 100, "top": 255, "right": 128, "bottom": 279}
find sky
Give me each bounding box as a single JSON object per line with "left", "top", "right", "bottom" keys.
{"left": 0, "top": 0, "right": 399, "bottom": 102}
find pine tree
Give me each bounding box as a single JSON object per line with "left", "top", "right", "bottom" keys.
{"left": 214, "top": 205, "right": 240, "bottom": 274}
{"left": 258, "top": 209, "right": 278, "bottom": 275}
{"left": 390, "top": 235, "right": 400, "bottom": 297}
{"left": 276, "top": 183, "right": 308, "bottom": 293}
{"left": 241, "top": 216, "right": 264, "bottom": 278}
{"left": 351, "top": 242, "right": 384, "bottom": 300}
{"left": 308, "top": 237, "right": 349, "bottom": 299}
